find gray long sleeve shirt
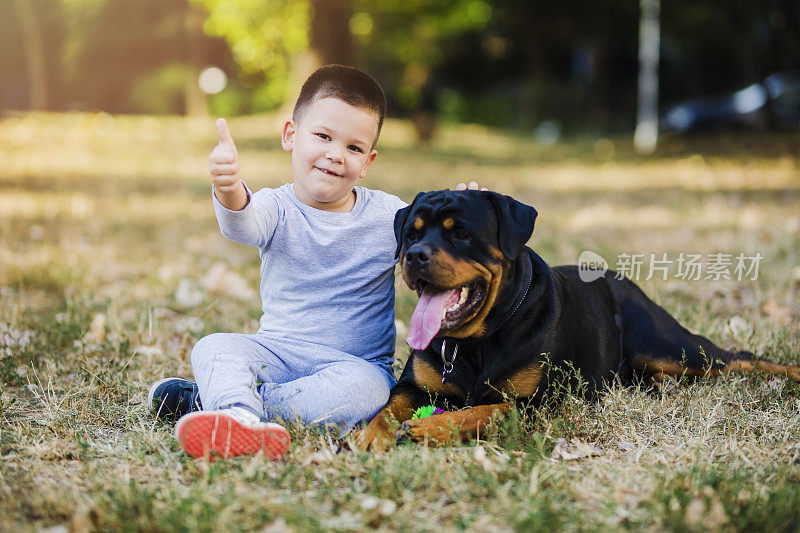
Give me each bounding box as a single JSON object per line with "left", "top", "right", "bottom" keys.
{"left": 212, "top": 183, "right": 407, "bottom": 364}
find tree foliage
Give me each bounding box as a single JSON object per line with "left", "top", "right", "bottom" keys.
{"left": 4, "top": 0, "right": 800, "bottom": 130}
{"left": 190, "top": 0, "right": 309, "bottom": 108}
{"left": 188, "top": 0, "right": 492, "bottom": 113}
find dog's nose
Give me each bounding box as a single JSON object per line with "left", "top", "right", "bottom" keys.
{"left": 405, "top": 245, "right": 431, "bottom": 268}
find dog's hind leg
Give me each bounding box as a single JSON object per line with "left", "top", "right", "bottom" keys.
{"left": 607, "top": 275, "right": 800, "bottom": 383}
{"left": 608, "top": 275, "right": 734, "bottom": 374}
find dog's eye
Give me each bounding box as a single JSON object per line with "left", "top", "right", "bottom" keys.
{"left": 452, "top": 229, "right": 470, "bottom": 242}
{"left": 406, "top": 231, "right": 421, "bottom": 243}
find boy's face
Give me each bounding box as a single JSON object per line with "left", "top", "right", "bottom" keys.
{"left": 282, "top": 97, "right": 379, "bottom": 212}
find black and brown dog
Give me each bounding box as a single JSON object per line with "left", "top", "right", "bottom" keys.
{"left": 357, "top": 189, "right": 800, "bottom": 451}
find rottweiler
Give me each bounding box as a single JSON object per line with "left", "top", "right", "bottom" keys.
{"left": 356, "top": 190, "right": 800, "bottom": 451}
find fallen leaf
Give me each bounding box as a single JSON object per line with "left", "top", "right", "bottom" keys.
{"left": 200, "top": 262, "right": 256, "bottom": 301}
{"left": 260, "top": 518, "right": 292, "bottom": 533}
{"left": 723, "top": 316, "right": 752, "bottom": 339}
{"left": 762, "top": 299, "right": 792, "bottom": 325}
{"left": 685, "top": 486, "right": 728, "bottom": 528}
{"left": 84, "top": 313, "right": 107, "bottom": 344}
{"left": 474, "top": 444, "right": 510, "bottom": 471}
{"left": 617, "top": 440, "right": 635, "bottom": 452}
{"left": 551, "top": 438, "right": 603, "bottom": 460}
{"left": 174, "top": 278, "right": 204, "bottom": 308}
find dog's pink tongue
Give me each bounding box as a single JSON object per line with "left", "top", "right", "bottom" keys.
{"left": 407, "top": 286, "right": 459, "bottom": 350}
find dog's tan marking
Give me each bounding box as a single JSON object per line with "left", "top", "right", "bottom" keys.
{"left": 500, "top": 364, "right": 544, "bottom": 398}
{"left": 445, "top": 259, "right": 504, "bottom": 339}
{"left": 726, "top": 359, "right": 800, "bottom": 382}
{"left": 488, "top": 245, "right": 506, "bottom": 261}
{"left": 401, "top": 249, "right": 504, "bottom": 340}
{"left": 426, "top": 250, "right": 481, "bottom": 285}
{"left": 645, "top": 371, "right": 670, "bottom": 390}
{"left": 631, "top": 355, "right": 717, "bottom": 378}
{"left": 632, "top": 354, "right": 800, "bottom": 383}
{"left": 356, "top": 391, "right": 415, "bottom": 451}
{"left": 412, "top": 358, "right": 467, "bottom": 400}
{"left": 398, "top": 403, "right": 511, "bottom": 445}
{"left": 413, "top": 217, "right": 424, "bottom": 231}
{"left": 442, "top": 218, "right": 455, "bottom": 230}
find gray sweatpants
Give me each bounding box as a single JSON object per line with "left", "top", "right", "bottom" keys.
{"left": 190, "top": 332, "right": 395, "bottom": 432}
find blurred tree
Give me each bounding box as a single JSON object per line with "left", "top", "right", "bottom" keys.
{"left": 353, "top": 0, "right": 493, "bottom": 139}
{"left": 660, "top": 0, "right": 800, "bottom": 103}
{"left": 189, "top": 0, "right": 312, "bottom": 110}
{"left": 419, "top": 0, "right": 640, "bottom": 132}
{"left": 5, "top": 0, "right": 800, "bottom": 132}
{"left": 58, "top": 0, "right": 230, "bottom": 114}
{"left": 13, "top": 0, "right": 48, "bottom": 110}
{"left": 190, "top": 0, "right": 491, "bottom": 137}
{"left": 3, "top": 0, "right": 232, "bottom": 114}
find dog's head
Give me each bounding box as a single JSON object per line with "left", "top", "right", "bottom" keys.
{"left": 395, "top": 190, "right": 538, "bottom": 350}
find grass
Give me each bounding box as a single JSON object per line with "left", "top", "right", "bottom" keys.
{"left": 1, "top": 111, "right": 800, "bottom": 531}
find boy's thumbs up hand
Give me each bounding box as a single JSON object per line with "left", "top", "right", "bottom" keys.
{"left": 215, "top": 118, "right": 238, "bottom": 155}
{"left": 209, "top": 118, "right": 241, "bottom": 194}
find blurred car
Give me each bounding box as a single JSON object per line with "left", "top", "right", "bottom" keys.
{"left": 663, "top": 72, "right": 800, "bottom": 133}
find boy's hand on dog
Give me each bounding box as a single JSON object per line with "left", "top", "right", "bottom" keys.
{"left": 210, "top": 118, "right": 248, "bottom": 210}
{"left": 456, "top": 181, "right": 489, "bottom": 191}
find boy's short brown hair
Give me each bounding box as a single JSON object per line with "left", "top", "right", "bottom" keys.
{"left": 293, "top": 65, "right": 387, "bottom": 145}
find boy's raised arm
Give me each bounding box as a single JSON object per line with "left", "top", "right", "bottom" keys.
{"left": 210, "top": 118, "right": 248, "bottom": 211}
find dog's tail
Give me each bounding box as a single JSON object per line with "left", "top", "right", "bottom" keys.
{"left": 722, "top": 351, "right": 800, "bottom": 382}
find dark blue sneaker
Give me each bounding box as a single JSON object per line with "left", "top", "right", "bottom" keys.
{"left": 148, "top": 377, "right": 202, "bottom": 420}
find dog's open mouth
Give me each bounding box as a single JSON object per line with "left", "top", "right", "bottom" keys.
{"left": 406, "top": 278, "right": 486, "bottom": 350}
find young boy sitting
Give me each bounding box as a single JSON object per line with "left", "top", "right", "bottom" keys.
{"left": 149, "top": 65, "right": 480, "bottom": 460}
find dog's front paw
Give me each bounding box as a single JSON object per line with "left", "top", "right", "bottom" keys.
{"left": 396, "top": 416, "right": 453, "bottom": 446}
{"left": 356, "top": 419, "right": 395, "bottom": 452}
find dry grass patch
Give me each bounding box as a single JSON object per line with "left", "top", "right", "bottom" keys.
{"left": 1, "top": 112, "right": 799, "bottom": 531}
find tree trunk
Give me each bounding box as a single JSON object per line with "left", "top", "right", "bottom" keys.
{"left": 281, "top": 0, "right": 353, "bottom": 117}
{"left": 184, "top": 5, "right": 208, "bottom": 117}
{"left": 309, "top": 0, "right": 352, "bottom": 66}
{"left": 13, "top": 0, "right": 48, "bottom": 110}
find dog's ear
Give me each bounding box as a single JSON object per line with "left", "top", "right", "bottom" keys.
{"left": 394, "top": 192, "right": 425, "bottom": 259}
{"left": 485, "top": 192, "right": 538, "bottom": 259}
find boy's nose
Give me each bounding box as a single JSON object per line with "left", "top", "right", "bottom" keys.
{"left": 325, "top": 146, "right": 344, "bottom": 163}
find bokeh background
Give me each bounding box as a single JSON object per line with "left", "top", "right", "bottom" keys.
{"left": 4, "top": 0, "right": 800, "bottom": 140}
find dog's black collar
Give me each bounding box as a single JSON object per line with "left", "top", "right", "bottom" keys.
{"left": 431, "top": 250, "right": 534, "bottom": 356}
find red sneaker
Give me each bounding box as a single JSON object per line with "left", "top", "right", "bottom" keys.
{"left": 174, "top": 408, "right": 290, "bottom": 460}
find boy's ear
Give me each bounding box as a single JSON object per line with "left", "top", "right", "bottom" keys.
{"left": 394, "top": 192, "right": 425, "bottom": 259}
{"left": 281, "top": 119, "right": 296, "bottom": 152}
{"left": 359, "top": 149, "right": 378, "bottom": 179}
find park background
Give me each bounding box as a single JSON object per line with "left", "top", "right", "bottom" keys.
{"left": 2, "top": 0, "right": 800, "bottom": 531}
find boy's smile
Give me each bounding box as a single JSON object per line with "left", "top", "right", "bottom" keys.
{"left": 282, "top": 97, "right": 379, "bottom": 212}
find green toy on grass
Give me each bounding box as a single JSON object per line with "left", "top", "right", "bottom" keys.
{"left": 411, "top": 405, "right": 444, "bottom": 419}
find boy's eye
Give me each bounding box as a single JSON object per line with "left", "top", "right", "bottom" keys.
{"left": 348, "top": 145, "right": 364, "bottom": 153}
{"left": 315, "top": 133, "right": 330, "bottom": 140}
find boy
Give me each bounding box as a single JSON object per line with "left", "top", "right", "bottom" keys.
{"left": 150, "top": 65, "right": 402, "bottom": 459}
